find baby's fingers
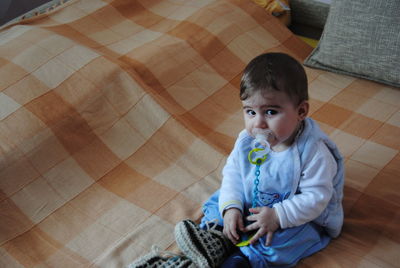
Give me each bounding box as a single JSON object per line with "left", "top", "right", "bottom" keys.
{"left": 265, "top": 231, "right": 274, "bottom": 246}
{"left": 231, "top": 228, "right": 240, "bottom": 242}
{"left": 224, "top": 225, "right": 239, "bottom": 244}
{"left": 223, "top": 230, "right": 235, "bottom": 244}
{"left": 243, "top": 222, "right": 259, "bottom": 233}
{"left": 237, "top": 217, "right": 245, "bottom": 232}
{"left": 249, "top": 228, "right": 266, "bottom": 245}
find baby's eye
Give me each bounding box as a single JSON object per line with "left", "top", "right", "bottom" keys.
{"left": 246, "top": 110, "right": 256, "bottom": 116}
{"left": 265, "top": 109, "right": 278, "bottom": 116}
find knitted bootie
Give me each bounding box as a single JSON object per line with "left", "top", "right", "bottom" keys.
{"left": 127, "top": 245, "right": 196, "bottom": 268}
{"left": 174, "top": 220, "right": 233, "bottom": 268}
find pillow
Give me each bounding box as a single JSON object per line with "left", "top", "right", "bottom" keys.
{"left": 304, "top": 0, "right": 400, "bottom": 88}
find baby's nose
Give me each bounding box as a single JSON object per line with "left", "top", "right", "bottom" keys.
{"left": 255, "top": 115, "right": 268, "bottom": 128}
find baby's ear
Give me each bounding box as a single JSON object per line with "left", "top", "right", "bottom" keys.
{"left": 298, "top": 101, "right": 309, "bottom": 120}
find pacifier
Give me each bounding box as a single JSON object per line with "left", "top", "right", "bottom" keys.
{"left": 248, "top": 130, "right": 272, "bottom": 165}
{"left": 251, "top": 130, "right": 272, "bottom": 151}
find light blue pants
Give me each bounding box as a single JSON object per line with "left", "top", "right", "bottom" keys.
{"left": 200, "top": 190, "right": 331, "bottom": 268}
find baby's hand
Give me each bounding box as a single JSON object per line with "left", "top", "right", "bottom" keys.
{"left": 223, "top": 208, "right": 244, "bottom": 244}
{"left": 244, "top": 207, "right": 279, "bottom": 246}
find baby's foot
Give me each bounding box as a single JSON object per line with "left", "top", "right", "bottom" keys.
{"left": 174, "top": 219, "right": 233, "bottom": 268}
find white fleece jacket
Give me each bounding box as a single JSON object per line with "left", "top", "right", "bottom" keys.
{"left": 218, "top": 118, "right": 344, "bottom": 237}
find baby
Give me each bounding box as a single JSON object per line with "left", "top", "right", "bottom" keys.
{"left": 129, "top": 52, "right": 344, "bottom": 268}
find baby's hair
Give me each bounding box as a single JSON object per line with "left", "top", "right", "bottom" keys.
{"left": 240, "top": 53, "right": 308, "bottom": 105}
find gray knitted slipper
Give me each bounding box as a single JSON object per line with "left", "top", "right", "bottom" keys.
{"left": 127, "top": 245, "right": 196, "bottom": 268}
{"left": 174, "top": 220, "right": 233, "bottom": 268}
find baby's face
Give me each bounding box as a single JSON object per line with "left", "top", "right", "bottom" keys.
{"left": 242, "top": 90, "right": 308, "bottom": 152}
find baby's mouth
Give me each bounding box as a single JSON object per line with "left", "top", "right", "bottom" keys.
{"left": 252, "top": 129, "right": 274, "bottom": 149}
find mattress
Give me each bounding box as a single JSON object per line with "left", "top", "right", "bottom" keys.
{"left": 0, "top": 0, "right": 399, "bottom": 267}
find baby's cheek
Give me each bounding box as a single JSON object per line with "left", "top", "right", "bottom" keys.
{"left": 278, "top": 126, "right": 295, "bottom": 139}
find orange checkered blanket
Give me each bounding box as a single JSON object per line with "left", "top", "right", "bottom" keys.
{"left": 0, "top": 0, "right": 399, "bottom": 267}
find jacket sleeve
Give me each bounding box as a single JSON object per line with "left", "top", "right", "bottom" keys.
{"left": 273, "top": 141, "right": 337, "bottom": 228}
{"left": 218, "top": 131, "right": 247, "bottom": 216}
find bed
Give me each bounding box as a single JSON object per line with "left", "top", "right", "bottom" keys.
{"left": 0, "top": 0, "right": 399, "bottom": 267}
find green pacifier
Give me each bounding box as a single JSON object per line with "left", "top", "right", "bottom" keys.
{"left": 235, "top": 233, "right": 255, "bottom": 247}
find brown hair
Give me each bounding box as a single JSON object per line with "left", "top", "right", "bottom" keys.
{"left": 240, "top": 53, "right": 308, "bottom": 105}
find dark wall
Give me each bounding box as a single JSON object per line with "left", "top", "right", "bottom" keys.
{"left": 0, "top": 0, "right": 52, "bottom": 26}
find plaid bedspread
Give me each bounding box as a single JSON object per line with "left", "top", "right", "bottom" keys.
{"left": 0, "top": 0, "right": 399, "bottom": 267}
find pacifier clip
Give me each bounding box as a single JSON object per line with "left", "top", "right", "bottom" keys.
{"left": 236, "top": 147, "right": 269, "bottom": 247}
